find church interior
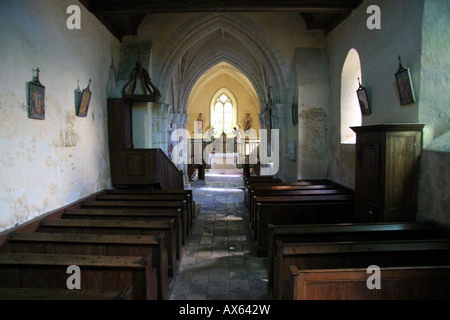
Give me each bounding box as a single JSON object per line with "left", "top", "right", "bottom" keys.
{"left": 0, "top": 0, "right": 449, "bottom": 302}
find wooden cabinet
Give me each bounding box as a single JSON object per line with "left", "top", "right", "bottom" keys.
{"left": 352, "top": 124, "right": 424, "bottom": 223}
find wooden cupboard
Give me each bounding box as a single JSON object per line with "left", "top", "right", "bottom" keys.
{"left": 352, "top": 124, "right": 424, "bottom": 223}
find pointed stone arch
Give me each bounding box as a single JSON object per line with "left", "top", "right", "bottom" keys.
{"left": 152, "top": 13, "right": 289, "bottom": 115}
{"left": 186, "top": 62, "right": 261, "bottom": 137}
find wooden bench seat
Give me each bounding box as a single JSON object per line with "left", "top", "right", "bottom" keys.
{"left": 289, "top": 265, "right": 450, "bottom": 300}
{"left": 267, "top": 221, "right": 441, "bottom": 288}
{"left": 253, "top": 196, "right": 355, "bottom": 255}
{"left": 273, "top": 239, "right": 450, "bottom": 300}
{"left": 2, "top": 232, "right": 169, "bottom": 300}
{"left": 63, "top": 207, "right": 185, "bottom": 251}
{"left": 0, "top": 253, "right": 157, "bottom": 300}
{"left": 244, "top": 177, "right": 282, "bottom": 204}
{"left": 97, "top": 192, "right": 195, "bottom": 230}
{"left": 80, "top": 200, "right": 189, "bottom": 242}
{"left": 244, "top": 179, "right": 330, "bottom": 205}
{"left": 0, "top": 287, "right": 133, "bottom": 300}
{"left": 247, "top": 183, "right": 338, "bottom": 206}
{"left": 104, "top": 189, "right": 195, "bottom": 221}
{"left": 248, "top": 188, "right": 351, "bottom": 227}
{"left": 37, "top": 218, "right": 179, "bottom": 277}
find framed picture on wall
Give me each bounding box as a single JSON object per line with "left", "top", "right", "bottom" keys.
{"left": 28, "top": 70, "right": 45, "bottom": 120}
{"left": 291, "top": 97, "right": 298, "bottom": 126}
{"left": 356, "top": 79, "right": 371, "bottom": 115}
{"left": 395, "top": 59, "right": 416, "bottom": 105}
{"left": 76, "top": 79, "right": 92, "bottom": 117}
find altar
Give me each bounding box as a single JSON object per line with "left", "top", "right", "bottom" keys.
{"left": 209, "top": 153, "right": 237, "bottom": 169}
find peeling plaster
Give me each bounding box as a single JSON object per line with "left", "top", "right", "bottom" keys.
{"left": 0, "top": 0, "right": 120, "bottom": 233}
{"left": 299, "top": 107, "right": 328, "bottom": 160}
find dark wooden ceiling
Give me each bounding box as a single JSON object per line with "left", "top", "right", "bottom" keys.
{"left": 80, "top": 0, "right": 363, "bottom": 41}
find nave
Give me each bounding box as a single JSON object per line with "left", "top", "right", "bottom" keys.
{"left": 170, "top": 169, "right": 269, "bottom": 300}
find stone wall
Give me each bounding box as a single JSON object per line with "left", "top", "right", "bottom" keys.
{"left": 326, "top": 0, "right": 450, "bottom": 226}
{"left": 0, "top": 0, "right": 120, "bottom": 232}
{"left": 417, "top": 0, "right": 450, "bottom": 226}
{"left": 326, "top": 0, "right": 425, "bottom": 189}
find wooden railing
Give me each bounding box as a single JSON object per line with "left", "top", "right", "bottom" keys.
{"left": 155, "top": 149, "right": 184, "bottom": 190}
{"left": 110, "top": 148, "right": 183, "bottom": 190}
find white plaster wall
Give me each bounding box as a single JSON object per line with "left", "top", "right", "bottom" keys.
{"left": 417, "top": 0, "right": 450, "bottom": 226}
{"left": 295, "top": 48, "right": 330, "bottom": 180}
{"left": 326, "top": 0, "right": 424, "bottom": 188}
{"left": 417, "top": 133, "right": 450, "bottom": 226}
{"left": 0, "top": 0, "right": 121, "bottom": 232}
{"left": 419, "top": 0, "right": 449, "bottom": 146}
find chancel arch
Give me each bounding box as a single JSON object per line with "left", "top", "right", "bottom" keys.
{"left": 186, "top": 62, "right": 260, "bottom": 139}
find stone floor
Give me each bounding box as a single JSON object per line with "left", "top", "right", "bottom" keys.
{"left": 169, "top": 169, "right": 269, "bottom": 300}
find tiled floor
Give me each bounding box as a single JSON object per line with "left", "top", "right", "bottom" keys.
{"left": 169, "top": 169, "right": 269, "bottom": 300}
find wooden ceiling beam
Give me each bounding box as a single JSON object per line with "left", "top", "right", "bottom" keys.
{"left": 88, "top": 0, "right": 361, "bottom": 15}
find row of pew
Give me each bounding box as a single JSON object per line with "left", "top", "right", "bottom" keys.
{"left": 244, "top": 176, "right": 355, "bottom": 256}
{"left": 244, "top": 176, "right": 450, "bottom": 300}
{"left": 0, "top": 188, "right": 194, "bottom": 300}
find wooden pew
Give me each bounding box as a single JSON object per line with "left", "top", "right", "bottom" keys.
{"left": 245, "top": 180, "right": 350, "bottom": 213}
{"left": 80, "top": 200, "right": 189, "bottom": 243}
{"left": 273, "top": 239, "right": 450, "bottom": 300}
{"left": 104, "top": 189, "right": 196, "bottom": 222}
{"left": 244, "top": 176, "right": 281, "bottom": 184}
{"left": 267, "top": 221, "right": 441, "bottom": 288}
{"left": 244, "top": 177, "right": 282, "bottom": 204}
{"left": 2, "top": 232, "right": 169, "bottom": 300}
{"left": 63, "top": 208, "right": 184, "bottom": 255}
{"left": 99, "top": 190, "right": 195, "bottom": 230}
{"left": 248, "top": 187, "right": 351, "bottom": 227}
{"left": 0, "top": 287, "right": 133, "bottom": 300}
{"left": 289, "top": 265, "right": 450, "bottom": 300}
{"left": 0, "top": 253, "right": 157, "bottom": 300}
{"left": 36, "top": 218, "right": 179, "bottom": 277}
{"left": 252, "top": 195, "right": 355, "bottom": 255}
{"left": 244, "top": 179, "right": 329, "bottom": 206}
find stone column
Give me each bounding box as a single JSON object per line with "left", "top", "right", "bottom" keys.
{"left": 272, "top": 103, "right": 291, "bottom": 181}
{"left": 151, "top": 102, "right": 169, "bottom": 153}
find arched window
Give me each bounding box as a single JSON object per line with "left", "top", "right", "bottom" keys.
{"left": 341, "top": 49, "right": 362, "bottom": 144}
{"left": 215, "top": 94, "right": 233, "bottom": 134}
{"left": 210, "top": 89, "right": 237, "bottom": 137}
